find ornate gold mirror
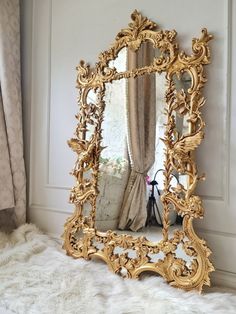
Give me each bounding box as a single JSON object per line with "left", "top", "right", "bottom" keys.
{"left": 63, "top": 10, "right": 214, "bottom": 291}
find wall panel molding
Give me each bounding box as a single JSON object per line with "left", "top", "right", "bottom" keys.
{"left": 21, "top": 0, "right": 236, "bottom": 282}
{"left": 45, "top": 0, "right": 53, "bottom": 186}
{"left": 38, "top": 0, "right": 229, "bottom": 200}
{"left": 211, "top": 270, "right": 236, "bottom": 290}
{"left": 224, "top": 0, "right": 232, "bottom": 206}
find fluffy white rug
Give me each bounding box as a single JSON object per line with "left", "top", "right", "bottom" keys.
{"left": 0, "top": 224, "right": 236, "bottom": 314}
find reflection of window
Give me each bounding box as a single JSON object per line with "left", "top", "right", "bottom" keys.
{"left": 148, "top": 73, "right": 166, "bottom": 190}
{"left": 102, "top": 49, "right": 127, "bottom": 160}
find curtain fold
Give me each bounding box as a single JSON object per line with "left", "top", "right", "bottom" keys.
{"left": 0, "top": 88, "right": 15, "bottom": 210}
{"left": 118, "top": 43, "right": 156, "bottom": 231}
{"left": 0, "top": 0, "right": 26, "bottom": 228}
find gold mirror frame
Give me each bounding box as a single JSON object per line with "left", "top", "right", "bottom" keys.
{"left": 63, "top": 10, "right": 214, "bottom": 292}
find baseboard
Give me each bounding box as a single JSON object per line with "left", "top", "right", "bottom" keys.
{"left": 211, "top": 270, "right": 236, "bottom": 290}
{"left": 28, "top": 204, "right": 72, "bottom": 237}
{"left": 28, "top": 204, "right": 119, "bottom": 236}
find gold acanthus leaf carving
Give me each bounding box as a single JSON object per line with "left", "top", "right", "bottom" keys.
{"left": 179, "top": 28, "right": 213, "bottom": 66}
{"left": 116, "top": 9, "right": 157, "bottom": 42}
{"left": 69, "top": 181, "right": 98, "bottom": 205}
{"left": 163, "top": 193, "right": 204, "bottom": 218}
{"left": 172, "top": 90, "right": 189, "bottom": 115}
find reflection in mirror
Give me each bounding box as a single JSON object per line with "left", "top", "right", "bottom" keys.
{"left": 96, "top": 49, "right": 129, "bottom": 231}
{"left": 173, "top": 72, "right": 192, "bottom": 92}
{"left": 108, "top": 42, "right": 162, "bottom": 71}
{"left": 108, "top": 47, "right": 127, "bottom": 72}
{"left": 83, "top": 88, "right": 98, "bottom": 142}
{"left": 95, "top": 45, "right": 189, "bottom": 240}
{"left": 172, "top": 72, "right": 192, "bottom": 139}
{"left": 170, "top": 72, "right": 191, "bottom": 195}
{"left": 126, "top": 42, "right": 162, "bottom": 69}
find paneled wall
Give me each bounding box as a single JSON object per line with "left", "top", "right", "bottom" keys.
{"left": 21, "top": 0, "right": 236, "bottom": 288}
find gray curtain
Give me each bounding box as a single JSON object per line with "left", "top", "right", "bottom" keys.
{"left": 118, "top": 43, "right": 156, "bottom": 231}
{"left": 0, "top": 0, "right": 26, "bottom": 230}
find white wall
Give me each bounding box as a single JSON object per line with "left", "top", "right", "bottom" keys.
{"left": 21, "top": 0, "right": 236, "bottom": 288}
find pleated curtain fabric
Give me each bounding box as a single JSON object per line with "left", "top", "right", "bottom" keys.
{"left": 118, "top": 43, "right": 156, "bottom": 231}
{"left": 0, "top": 0, "right": 26, "bottom": 228}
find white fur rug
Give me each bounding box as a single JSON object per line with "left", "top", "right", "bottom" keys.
{"left": 0, "top": 224, "right": 236, "bottom": 314}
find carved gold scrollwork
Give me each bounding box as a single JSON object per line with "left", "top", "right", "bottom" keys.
{"left": 63, "top": 10, "right": 214, "bottom": 292}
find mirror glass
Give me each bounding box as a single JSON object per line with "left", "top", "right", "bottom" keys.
{"left": 92, "top": 45, "right": 192, "bottom": 261}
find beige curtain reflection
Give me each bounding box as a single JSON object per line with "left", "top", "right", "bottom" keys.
{"left": 0, "top": 0, "right": 26, "bottom": 230}
{"left": 118, "top": 43, "right": 156, "bottom": 231}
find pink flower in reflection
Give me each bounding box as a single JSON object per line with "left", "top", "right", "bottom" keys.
{"left": 146, "top": 175, "right": 151, "bottom": 185}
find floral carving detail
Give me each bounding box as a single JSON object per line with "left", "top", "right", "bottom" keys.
{"left": 116, "top": 9, "right": 157, "bottom": 43}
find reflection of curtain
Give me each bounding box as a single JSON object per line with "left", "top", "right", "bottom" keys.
{"left": 118, "top": 43, "right": 156, "bottom": 231}
{"left": 0, "top": 0, "right": 26, "bottom": 230}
